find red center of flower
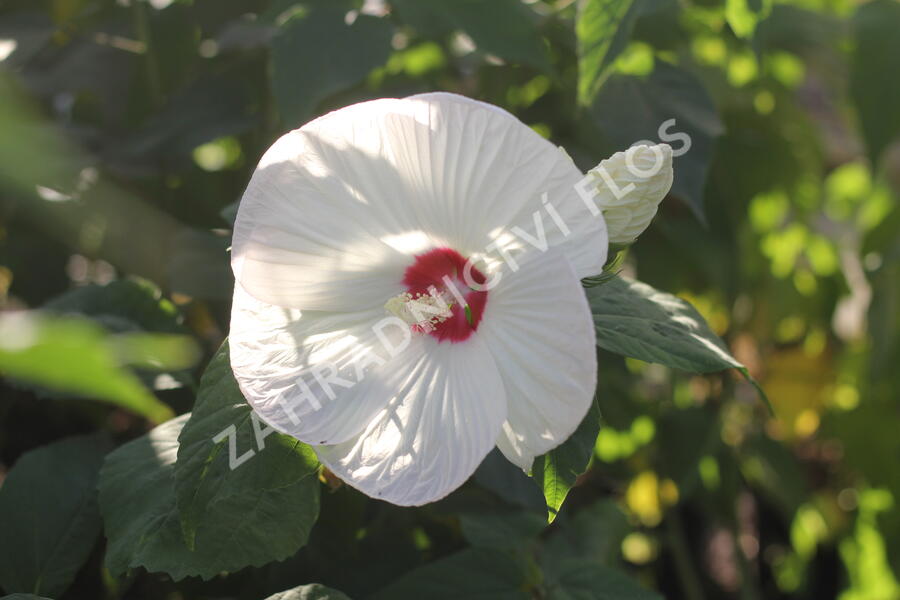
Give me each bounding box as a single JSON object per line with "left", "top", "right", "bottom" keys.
{"left": 402, "top": 247, "right": 488, "bottom": 343}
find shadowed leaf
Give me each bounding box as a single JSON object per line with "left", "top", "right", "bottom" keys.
{"left": 0, "top": 435, "right": 109, "bottom": 598}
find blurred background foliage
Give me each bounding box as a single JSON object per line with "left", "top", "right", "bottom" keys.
{"left": 0, "top": 0, "right": 898, "bottom": 598}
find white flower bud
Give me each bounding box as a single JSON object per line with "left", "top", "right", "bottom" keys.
{"left": 587, "top": 143, "right": 674, "bottom": 244}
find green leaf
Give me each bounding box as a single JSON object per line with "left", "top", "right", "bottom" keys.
{"left": 474, "top": 449, "right": 546, "bottom": 513}
{"left": 588, "top": 276, "right": 738, "bottom": 371}
{"left": 578, "top": 0, "right": 676, "bottom": 104}
{"left": 850, "top": 0, "right": 900, "bottom": 168}
{"left": 532, "top": 396, "right": 601, "bottom": 523}
{"left": 576, "top": 0, "right": 635, "bottom": 105}
{"left": 43, "top": 279, "right": 197, "bottom": 390}
{"left": 725, "top": 0, "right": 773, "bottom": 39}
{"left": 99, "top": 353, "right": 321, "bottom": 581}
{"left": 271, "top": 5, "right": 392, "bottom": 127}
{"left": 0, "top": 435, "right": 109, "bottom": 598}
{"left": 99, "top": 413, "right": 309, "bottom": 580}
{"left": 587, "top": 276, "right": 770, "bottom": 411}
{"left": 44, "top": 278, "right": 184, "bottom": 334}
{"left": 543, "top": 499, "right": 630, "bottom": 566}
{"left": 168, "top": 229, "right": 233, "bottom": 301}
{"left": 1, "top": 595, "right": 55, "bottom": 600}
{"left": 174, "top": 341, "right": 320, "bottom": 557}
{"left": 392, "top": 0, "right": 552, "bottom": 71}
{"left": 113, "top": 76, "right": 256, "bottom": 160}
{"left": 590, "top": 62, "right": 723, "bottom": 222}
{"left": 740, "top": 434, "right": 808, "bottom": 517}
{"left": 99, "top": 414, "right": 194, "bottom": 579}
{"left": 459, "top": 510, "right": 548, "bottom": 549}
{"left": 656, "top": 407, "right": 719, "bottom": 493}
{"left": 372, "top": 548, "right": 531, "bottom": 600}
{"left": 542, "top": 559, "right": 663, "bottom": 600}
{"left": 263, "top": 584, "right": 352, "bottom": 600}
{"left": 0, "top": 312, "right": 180, "bottom": 423}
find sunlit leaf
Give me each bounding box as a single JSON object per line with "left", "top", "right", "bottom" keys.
{"left": 588, "top": 276, "right": 738, "bottom": 371}
{"left": 726, "top": 0, "right": 773, "bottom": 39}
{"left": 587, "top": 276, "right": 770, "bottom": 411}
{"left": 532, "top": 396, "right": 601, "bottom": 523}
{"left": 0, "top": 312, "right": 189, "bottom": 423}
{"left": 576, "top": 0, "right": 635, "bottom": 104}
{"left": 839, "top": 489, "right": 900, "bottom": 600}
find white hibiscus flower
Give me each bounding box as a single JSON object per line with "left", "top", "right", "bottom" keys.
{"left": 229, "top": 92, "right": 671, "bottom": 506}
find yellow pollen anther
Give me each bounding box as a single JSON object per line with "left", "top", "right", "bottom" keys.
{"left": 385, "top": 287, "right": 453, "bottom": 333}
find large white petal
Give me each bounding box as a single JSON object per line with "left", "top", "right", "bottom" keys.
{"left": 315, "top": 335, "right": 507, "bottom": 506}
{"left": 230, "top": 283, "right": 420, "bottom": 446}
{"left": 232, "top": 93, "right": 609, "bottom": 311}
{"left": 478, "top": 250, "right": 597, "bottom": 471}
{"left": 231, "top": 110, "right": 415, "bottom": 312}
{"left": 402, "top": 92, "right": 608, "bottom": 278}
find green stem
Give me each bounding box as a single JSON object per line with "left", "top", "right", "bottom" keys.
{"left": 132, "top": 0, "right": 162, "bottom": 107}
{"left": 666, "top": 509, "right": 706, "bottom": 600}
{"left": 731, "top": 513, "right": 761, "bottom": 600}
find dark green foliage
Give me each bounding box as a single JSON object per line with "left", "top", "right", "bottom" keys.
{"left": 0, "top": 435, "right": 109, "bottom": 598}
{"left": 590, "top": 63, "right": 723, "bottom": 221}
{"left": 0, "top": 0, "right": 897, "bottom": 598}
{"left": 174, "top": 343, "right": 320, "bottom": 558}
